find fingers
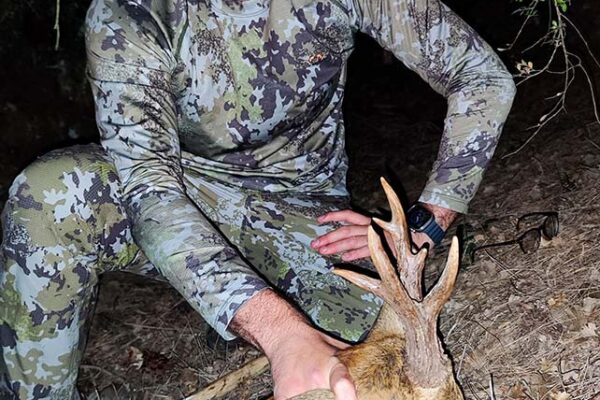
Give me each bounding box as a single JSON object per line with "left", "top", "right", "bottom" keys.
{"left": 313, "top": 236, "right": 369, "bottom": 261}
{"left": 339, "top": 247, "right": 371, "bottom": 261}
{"left": 313, "top": 210, "right": 371, "bottom": 261}
{"left": 314, "top": 225, "right": 369, "bottom": 246}
{"left": 312, "top": 225, "right": 368, "bottom": 249}
{"left": 318, "top": 210, "right": 371, "bottom": 225}
{"left": 329, "top": 361, "right": 357, "bottom": 400}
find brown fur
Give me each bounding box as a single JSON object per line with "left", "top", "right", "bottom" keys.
{"left": 338, "top": 335, "right": 414, "bottom": 399}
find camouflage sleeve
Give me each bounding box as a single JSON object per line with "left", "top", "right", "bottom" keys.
{"left": 85, "top": 0, "right": 269, "bottom": 340}
{"left": 347, "top": 0, "right": 516, "bottom": 213}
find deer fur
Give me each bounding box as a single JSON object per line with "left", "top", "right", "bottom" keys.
{"left": 290, "top": 178, "right": 463, "bottom": 400}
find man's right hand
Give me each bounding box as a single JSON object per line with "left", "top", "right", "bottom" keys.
{"left": 230, "top": 289, "right": 357, "bottom": 400}
{"left": 268, "top": 326, "right": 356, "bottom": 399}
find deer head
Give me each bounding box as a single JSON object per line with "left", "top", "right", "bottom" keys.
{"left": 330, "top": 178, "right": 463, "bottom": 399}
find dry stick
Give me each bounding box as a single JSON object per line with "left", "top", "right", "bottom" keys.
{"left": 500, "top": 0, "right": 540, "bottom": 52}
{"left": 562, "top": 14, "right": 600, "bottom": 70}
{"left": 184, "top": 355, "right": 269, "bottom": 400}
{"left": 80, "top": 365, "right": 131, "bottom": 392}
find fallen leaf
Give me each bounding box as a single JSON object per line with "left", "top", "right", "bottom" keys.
{"left": 551, "top": 391, "right": 571, "bottom": 400}
{"left": 181, "top": 368, "right": 199, "bottom": 396}
{"left": 126, "top": 346, "right": 144, "bottom": 370}
{"left": 583, "top": 296, "right": 600, "bottom": 315}
{"left": 578, "top": 322, "right": 598, "bottom": 339}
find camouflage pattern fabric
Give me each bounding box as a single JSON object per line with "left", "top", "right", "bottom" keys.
{"left": 0, "top": 145, "right": 381, "bottom": 399}
{"left": 83, "top": 0, "right": 514, "bottom": 344}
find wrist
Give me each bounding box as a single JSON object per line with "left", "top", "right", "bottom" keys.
{"left": 408, "top": 202, "right": 457, "bottom": 246}
{"left": 420, "top": 202, "right": 457, "bottom": 232}
{"left": 230, "top": 289, "right": 317, "bottom": 359}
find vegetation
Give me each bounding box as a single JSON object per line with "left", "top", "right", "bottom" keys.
{"left": 504, "top": 0, "right": 599, "bottom": 156}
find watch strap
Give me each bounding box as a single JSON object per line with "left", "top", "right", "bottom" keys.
{"left": 424, "top": 220, "right": 445, "bottom": 245}
{"left": 407, "top": 204, "right": 446, "bottom": 245}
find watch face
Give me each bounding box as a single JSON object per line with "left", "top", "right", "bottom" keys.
{"left": 408, "top": 207, "right": 433, "bottom": 230}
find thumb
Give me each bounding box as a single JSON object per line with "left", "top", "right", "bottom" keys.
{"left": 329, "top": 360, "right": 357, "bottom": 400}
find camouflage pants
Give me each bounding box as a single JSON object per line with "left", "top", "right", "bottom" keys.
{"left": 0, "top": 144, "right": 381, "bottom": 399}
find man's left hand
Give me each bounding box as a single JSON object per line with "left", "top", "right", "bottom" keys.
{"left": 311, "top": 204, "right": 457, "bottom": 261}
{"left": 311, "top": 210, "right": 372, "bottom": 261}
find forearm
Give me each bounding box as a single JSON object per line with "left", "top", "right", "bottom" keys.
{"left": 131, "top": 192, "right": 270, "bottom": 339}
{"left": 349, "top": 0, "right": 516, "bottom": 214}
{"left": 230, "top": 289, "right": 318, "bottom": 358}
{"left": 231, "top": 290, "right": 357, "bottom": 400}
{"left": 419, "top": 72, "right": 516, "bottom": 214}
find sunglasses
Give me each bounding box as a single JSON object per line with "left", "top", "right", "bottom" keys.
{"left": 470, "top": 212, "right": 559, "bottom": 261}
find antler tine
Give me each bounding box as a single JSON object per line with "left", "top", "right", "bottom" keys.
{"left": 424, "top": 236, "right": 460, "bottom": 318}
{"left": 375, "top": 178, "right": 428, "bottom": 301}
{"left": 367, "top": 226, "right": 415, "bottom": 315}
{"left": 378, "top": 178, "right": 412, "bottom": 258}
{"left": 331, "top": 268, "right": 384, "bottom": 299}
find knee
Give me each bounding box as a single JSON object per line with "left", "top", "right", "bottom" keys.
{"left": 6, "top": 145, "right": 119, "bottom": 224}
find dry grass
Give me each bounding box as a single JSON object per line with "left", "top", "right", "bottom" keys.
{"left": 437, "top": 122, "right": 600, "bottom": 400}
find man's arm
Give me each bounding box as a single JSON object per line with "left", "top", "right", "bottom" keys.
{"left": 231, "top": 290, "right": 357, "bottom": 400}
{"left": 348, "top": 0, "right": 516, "bottom": 214}
{"left": 86, "top": 0, "right": 270, "bottom": 341}
{"left": 313, "top": 0, "right": 515, "bottom": 258}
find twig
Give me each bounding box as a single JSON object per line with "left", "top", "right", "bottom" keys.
{"left": 488, "top": 374, "right": 497, "bottom": 400}
{"left": 184, "top": 355, "right": 270, "bottom": 400}
{"left": 586, "top": 136, "right": 600, "bottom": 151}
{"left": 53, "top": 0, "right": 60, "bottom": 50}
{"left": 562, "top": 14, "right": 600, "bottom": 70}
{"left": 504, "top": 0, "right": 600, "bottom": 158}
{"left": 80, "top": 364, "right": 131, "bottom": 392}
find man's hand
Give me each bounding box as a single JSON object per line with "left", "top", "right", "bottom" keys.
{"left": 268, "top": 326, "right": 356, "bottom": 400}
{"left": 311, "top": 203, "right": 457, "bottom": 260}
{"left": 311, "top": 210, "right": 371, "bottom": 261}
{"left": 231, "top": 290, "right": 357, "bottom": 400}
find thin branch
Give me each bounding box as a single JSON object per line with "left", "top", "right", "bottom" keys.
{"left": 53, "top": 0, "right": 60, "bottom": 50}
{"left": 562, "top": 14, "right": 600, "bottom": 70}
{"left": 500, "top": 0, "right": 540, "bottom": 51}
{"left": 504, "top": 0, "right": 600, "bottom": 157}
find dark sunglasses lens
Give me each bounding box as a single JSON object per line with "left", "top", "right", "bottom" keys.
{"left": 543, "top": 215, "right": 559, "bottom": 238}
{"left": 520, "top": 230, "right": 541, "bottom": 254}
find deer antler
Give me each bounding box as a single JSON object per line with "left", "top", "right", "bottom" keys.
{"left": 374, "top": 178, "right": 428, "bottom": 301}
{"left": 332, "top": 178, "right": 460, "bottom": 388}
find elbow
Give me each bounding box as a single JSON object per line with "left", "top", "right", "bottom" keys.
{"left": 484, "top": 53, "right": 517, "bottom": 105}
{"left": 450, "top": 52, "right": 518, "bottom": 102}
{"left": 497, "top": 65, "right": 517, "bottom": 103}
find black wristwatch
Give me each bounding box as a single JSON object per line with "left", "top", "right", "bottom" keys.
{"left": 406, "top": 204, "right": 445, "bottom": 245}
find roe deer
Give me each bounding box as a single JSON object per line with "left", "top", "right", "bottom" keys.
{"left": 291, "top": 178, "right": 463, "bottom": 400}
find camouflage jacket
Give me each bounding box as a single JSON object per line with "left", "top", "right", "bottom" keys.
{"left": 85, "top": 0, "right": 515, "bottom": 337}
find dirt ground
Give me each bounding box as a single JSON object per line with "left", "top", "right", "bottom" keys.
{"left": 1, "top": 2, "right": 600, "bottom": 399}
